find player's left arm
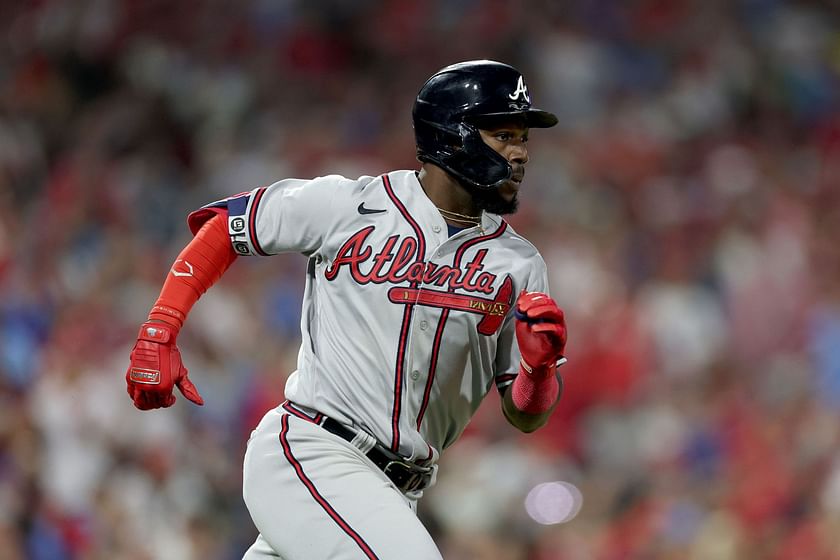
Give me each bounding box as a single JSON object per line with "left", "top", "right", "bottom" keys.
{"left": 500, "top": 290, "right": 567, "bottom": 433}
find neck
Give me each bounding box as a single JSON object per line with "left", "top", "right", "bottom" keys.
{"left": 417, "top": 165, "right": 480, "bottom": 225}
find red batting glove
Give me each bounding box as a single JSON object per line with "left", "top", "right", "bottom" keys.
{"left": 126, "top": 321, "right": 204, "bottom": 410}
{"left": 514, "top": 291, "right": 567, "bottom": 379}
{"left": 510, "top": 291, "right": 567, "bottom": 415}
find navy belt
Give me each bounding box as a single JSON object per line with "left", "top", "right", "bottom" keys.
{"left": 320, "top": 417, "right": 433, "bottom": 493}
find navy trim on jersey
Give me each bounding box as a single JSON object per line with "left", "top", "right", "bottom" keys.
{"left": 248, "top": 187, "right": 269, "bottom": 256}
{"left": 188, "top": 191, "right": 248, "bottom": 235}
{"left": 382, "top": 173, "right": 426, "bottom": 453}
{"left": 279, "top": 415, "right": 381, "bottom": 560}
{"left": 226, "top": 194, "right": 249, "bottom": 216}
{"left": 282, "top": 401, "right": 324, "bottom": 424}
{"left": 415, "top": 221, "right": 509, "bottom": 430}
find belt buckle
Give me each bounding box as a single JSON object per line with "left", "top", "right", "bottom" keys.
{"left": 384, "top": 459, "right": 412, "bottom": 474}
{"left": 383, "top": 460, "right": 431, "bottom": 492}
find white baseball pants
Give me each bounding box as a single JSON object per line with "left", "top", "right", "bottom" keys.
{"left": 241, "top": 407, "right": 443, "bottom": 559}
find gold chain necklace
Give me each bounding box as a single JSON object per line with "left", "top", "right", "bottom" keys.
{"left": 436, "top": 207, "right": 482, "bottom": 225}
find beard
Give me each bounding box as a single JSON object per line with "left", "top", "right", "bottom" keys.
{"left": 471, "top": 185, "right": 519, "bottom": 215}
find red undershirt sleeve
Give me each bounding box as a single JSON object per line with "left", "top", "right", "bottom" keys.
{"left": 147, "top": 211, "right": 237, "bottom": 331}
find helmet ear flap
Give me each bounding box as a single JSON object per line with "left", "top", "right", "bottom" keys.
{"left": 414, "top": 118, "right": 459, "bottom": 162}
{"left": 446, "top": 123, "right": 512, "bottom": 190}
{"left": 415, "top": 120, "right": 512, "bottom": 190}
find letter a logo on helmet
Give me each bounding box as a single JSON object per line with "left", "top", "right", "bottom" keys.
{"left": 508, "top": 75, "right": 530, "bottom": 104}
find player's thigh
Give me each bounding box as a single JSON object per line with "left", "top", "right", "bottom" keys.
{"left": 243, "top": 410, "right": 442, "bottom": 560}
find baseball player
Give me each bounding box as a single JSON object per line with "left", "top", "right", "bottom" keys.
{"left": 126, "top": 60, "right": 568, "bottom": 559}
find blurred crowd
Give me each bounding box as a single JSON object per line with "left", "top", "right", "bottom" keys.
{"left": 2, "top": 0, "right": 840, "bottom": 558}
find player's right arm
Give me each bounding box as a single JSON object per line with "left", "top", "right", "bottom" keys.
{"left": 125, "top": 174, "right": 360, "bottom": 409}
{"left": 125, "top": 210, "right": 236, "bottom": 409}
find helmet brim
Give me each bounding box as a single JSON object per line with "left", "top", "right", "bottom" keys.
{"left": 467, "top": 108, "right": 559, "bottom": 129}
{"left": 524, "top": 109, "right": 559, "bottom": 128}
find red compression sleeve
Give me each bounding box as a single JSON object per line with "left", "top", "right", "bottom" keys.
{"left": 510, "top": 363, "right": 559, "bottom": 415}
{"left": 148, "top": 212, "right": 237, "bottom": 331}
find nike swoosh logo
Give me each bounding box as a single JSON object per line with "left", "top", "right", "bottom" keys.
{"left": 357, "top": 202, "right": 387, "bottom": 215}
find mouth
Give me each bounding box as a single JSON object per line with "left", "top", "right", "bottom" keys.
{"left": 503, "top": 175, "right": 523, "bottom": 199}
{"left": 510, "top": 168, "right": 525, "bottom": 184}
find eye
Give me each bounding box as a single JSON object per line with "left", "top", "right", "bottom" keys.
{"left": 495, "top": 132, "right": 512, "bottom": 141}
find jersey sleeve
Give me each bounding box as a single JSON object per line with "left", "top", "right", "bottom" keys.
{"left": 188, "top": 175, "right": 355, "bottom": 256}
{"left": 493, "top": 254, "right": 550, "bottom": 392}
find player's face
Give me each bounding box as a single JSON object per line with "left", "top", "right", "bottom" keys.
{"left": 474, "top": 120, "right": 529, "bottom": 215}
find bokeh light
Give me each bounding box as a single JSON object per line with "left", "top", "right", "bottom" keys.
{"left": 524, "top": 481, "right": 584, "bottom": 525}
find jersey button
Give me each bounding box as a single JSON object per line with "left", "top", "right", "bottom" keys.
{"left": 432, "top": 225, "right": 441, "bottom": 233}
{"left": 419, "top": 320, "right": 428, "bottom": 330}
{"left": 410, "top": 370, "right": 420, "bottom": 380}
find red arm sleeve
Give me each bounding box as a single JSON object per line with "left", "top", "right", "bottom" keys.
{"left": 148, "top": 211, "right": 237, "bottom": 331}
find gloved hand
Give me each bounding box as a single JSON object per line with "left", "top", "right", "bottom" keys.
{"left": 514, "top": 291, "right": 567, "bottom": 378}
{"left": 126, "top": 321, "right": 204, "bottom": 410}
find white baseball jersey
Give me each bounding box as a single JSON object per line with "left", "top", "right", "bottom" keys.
{"left": 193, "top": 170, "right": 548, "bottom": 464}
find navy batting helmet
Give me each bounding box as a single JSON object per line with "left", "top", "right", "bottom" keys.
{"left": 413, "top": 60, "right": 558, "bottom": 190}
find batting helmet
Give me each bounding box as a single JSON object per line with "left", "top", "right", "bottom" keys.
{"left": 413, "top": 60, "right": 558, "bottom": 190}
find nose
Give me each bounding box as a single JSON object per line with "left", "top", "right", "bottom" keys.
{"left": 509, "top": 142, "right": 528, "bottom": 165}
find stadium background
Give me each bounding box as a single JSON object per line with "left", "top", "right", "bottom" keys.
{"left": 2, "top": 0, "right": 840, "bottom": 558}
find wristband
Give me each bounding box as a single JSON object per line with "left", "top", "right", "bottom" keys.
{"left": 511, "top": 368, "right": 560, "bottom": 415}
{"left": 520, "top": 356, "right": 567, "bottom": 375}
{"left": 148, "top": 305, "right": 186, "bottom": 330}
